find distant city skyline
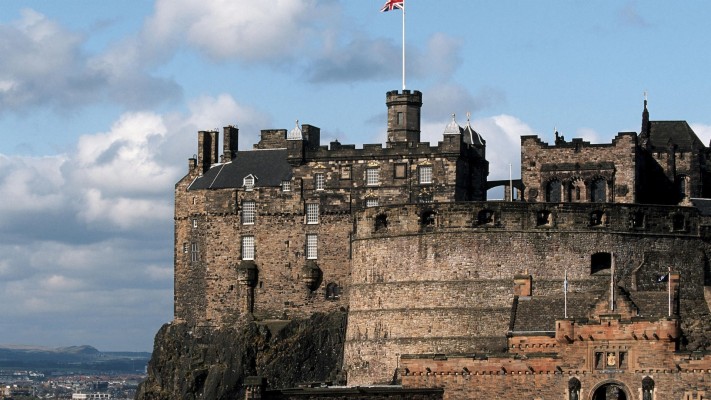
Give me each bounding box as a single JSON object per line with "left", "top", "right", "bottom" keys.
{"left": 0, "top": 1, "right": 710, "bottom": 351}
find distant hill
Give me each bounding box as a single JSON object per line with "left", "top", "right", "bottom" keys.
{"left": 0, "top": 344, "right": 151, "bottom": 374}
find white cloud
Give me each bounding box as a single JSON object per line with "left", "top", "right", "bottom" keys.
{"left": 144, "top": 0, "right": 328, "bottom": 62}
{"left": 575, "top": 127, "right": 601, "bottom": 143}
{"left": 691, "top": 123, "right": 711, "bottom": 146}
{"left": 0, "top": 9, "right": 180, "bottom": 112}
{"left": 0, "top": 93, "right": 268, "bottom": 350}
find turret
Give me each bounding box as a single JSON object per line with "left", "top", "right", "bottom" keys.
{"left": 640, "top": 93, "right": 651, "bottom": 148}
{"left": 386, "top": 90, "right": 422, "bottom": 146}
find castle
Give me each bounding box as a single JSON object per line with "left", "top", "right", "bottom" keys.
{"left": 173, "top": 90, "right": 711, "bottom": 399}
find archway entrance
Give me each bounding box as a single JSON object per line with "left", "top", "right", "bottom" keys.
{"left": 591, "top": 382, "right": 628, "bottom": 400}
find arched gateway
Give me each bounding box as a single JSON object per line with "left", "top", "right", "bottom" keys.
{"left": 590, "top": 381, "right": 631, "bottom": 400}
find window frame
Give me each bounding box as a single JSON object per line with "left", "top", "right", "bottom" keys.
{"left": 306, "top": 203, "right": 319, "bottom": 224}
{"left": 418, "top": 165, "right": 433, "bottom": 185}
{"left": 281, "top": 180, "right": 291, "bottom": 192}
{"left": 315, "top": 173, "right": 325, "bottom": 191}
{"left": 306, "top": 234, "right": 318, "bottom": 260}
{"left": 242, "top": 200, "right": 256, "bottom": 225}
{"left": 190, "top": 242, "right": 199, "bottom": 262}
{"left": 366, "top": 168, "right": 380, "bottom": 186}
{"left": 241, "top": 235, "right": 255, "bottom": 260}
{"left": 243, "top": 175, "right": 255, "bottom": 191}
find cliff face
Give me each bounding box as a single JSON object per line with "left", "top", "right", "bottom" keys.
{"left": 136, "top": 312, "right": 347, "bottom": 400}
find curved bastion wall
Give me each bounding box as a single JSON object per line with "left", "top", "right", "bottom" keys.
{"left": 344, "top": 201, "right": 711, "bottom": 385}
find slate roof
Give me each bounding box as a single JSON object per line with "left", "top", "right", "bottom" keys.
{"left": 647, "top": 121, "right": 704, "bottom": 151}
{"left": 510, "top": 289, "right": 670, "bottom": 333}
{"left": 189, "top": 149, "right": 292, "bottom": 190}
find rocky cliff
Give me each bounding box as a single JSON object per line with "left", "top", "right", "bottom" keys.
{"left": 136, "top": 312, "right": 347, "bottom": 400}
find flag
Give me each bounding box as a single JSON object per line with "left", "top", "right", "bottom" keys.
{"left": 381, "top": 0, "right": 404, "bottom": 12}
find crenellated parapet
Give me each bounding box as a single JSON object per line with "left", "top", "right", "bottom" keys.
{"left": 353, "top": 201, "right": 704, "bottom": 240}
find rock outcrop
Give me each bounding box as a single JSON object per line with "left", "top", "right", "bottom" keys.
{"left": 136, "top": 312, "right": 346, "bottom": 400}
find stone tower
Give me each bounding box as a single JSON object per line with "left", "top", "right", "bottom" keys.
{"left": 386, "top": 90, "right": 422, "bottom": 145}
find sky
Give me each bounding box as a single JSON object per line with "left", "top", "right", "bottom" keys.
{"left": 1, "top": 1, "right": 710, "bottom": 352}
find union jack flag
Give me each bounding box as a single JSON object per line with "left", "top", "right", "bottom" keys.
{"left": 380, "top": 0, "right": 404, "bottom": 12}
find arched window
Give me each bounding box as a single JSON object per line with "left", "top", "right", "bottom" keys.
{"left": 546, "top": 180, "right": 562, "bottom": 202}
{"left": 568, "top": 378, "right": 581, "bottom": 400}
{"left": 642, "top": 377, "right": 654, "bottom": 400}
{"left": 591, "top": 252, "right": 612, "bottom": 274}
{"left": 590, "top": 178, "right": 607, "bottom": 203}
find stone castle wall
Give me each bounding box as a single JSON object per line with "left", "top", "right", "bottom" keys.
{"left": 521, "top": 132, "right": 637, "bottom": 203}
{"left": 344, "top": 201, "right": 711, "bottom": 385}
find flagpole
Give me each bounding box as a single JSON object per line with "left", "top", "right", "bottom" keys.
{"left": 564, "top": 269, "right": 568, "bottom": 319}
{"left": 402, "top": 0, "right": 406, "bottom": 90}
{"left": 610, "top": 252, "right": 615, "bottom": 311}
{"left": 668, "top": 266, "right": 672, "bottom": 317}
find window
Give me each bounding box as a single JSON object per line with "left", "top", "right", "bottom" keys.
{"left": 243, "top": 175, "right": 255, "bottom": 190}
{"left": 394, "top": 163, "right": 407, "bottom": 179}
{"left": 191, "top": 242, "right": 199, "bottom": 262}
{"left": 192, "top": 218, "right": 197, "bottom": 228}
{"left": 591, "top": 252, "right": 612, "bottom": 274}
{"left": 242, "top": 236, "right": 255, "bottom": 260}
{"left": 421, "top": 210, "right": 436, "bottom": 227}
{"left": 545, "top": 180, "right": 562, "bottom": 202}
{"left": 183, "top": 243, "right": 188, "bottom": 254}
{"left": 419, "top": 166, "right": 433, "bottom": 184}
{"left": 397, "top": 112, "right": 404, "bottom": 126}
{"left": 594, "top": 351, "right": 627, "bottom": 370}
{"left": 477, "top": 209, "right": 495, "bottom": 225}
{"left": 306, "top": 203, "right": 319, "bottom": 224}
{"left": 366, "top": 168, "right": 380, "bottom": 186}
{"left": 306, "top": 234, "right": 318, "bottom": 260}
{"left": 375, "top": 214, "right": 388, "bottom": 232}
{"left": 340, "top": 166, "right": 351, "bottom": 180}
{"left": 281, "top": 180, "right": 291, "bottom": 192}
{"left": 242, "top": 200, "right": 256, "bottom": 225}
{"left": 419, "top": 194, "right": 433, "bottom": 204}
{"left": 591, "top": 179, "right": 607, "bottom": 203}
{"left": 326, "top": 283, "right": 341, "bottom": 300}
{"left": 536, "top": 210, "right": 553, "bottom": 226}
{"left": 366, "top": 198, "right": 379, "bottom": 208}
{"left": 315, "top": 173, "right": 325, "bottom": 191}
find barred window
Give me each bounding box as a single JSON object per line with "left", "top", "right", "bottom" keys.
{"left": 315, "top": 173, "right": 325, "bottom": 191}
{"left": 191, "top": 242, "right": 199, "bottom": 262}
{"left": 366, "top": 168, "right": 380, "bottom": 186}
{"left": 306, "top": 234, "right": 318, "bottom": 260}
{"left": 366, "top": 199, "right": 379, "bottom": 208}
{"left": 419, "top": 166, "right": 433, "bottom": 184}
{"left": 306, "top": 203, "right": 319, "bottom": 224}
{"left": 242, "top": 236, "right": 255, "bottom": 260}
{"left": 281, "top": 180, "right": 291, "bottom": 192}
{"left": 242, "top": 200, "right": 256, "bottom": 225}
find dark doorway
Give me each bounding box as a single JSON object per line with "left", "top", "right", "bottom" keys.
{"left": 592, "top": 383, "right": 628, "bottom": 400}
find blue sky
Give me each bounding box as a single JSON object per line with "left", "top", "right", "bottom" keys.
{"left": 1, "top": 1, "right": 710, "bottom": 352}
